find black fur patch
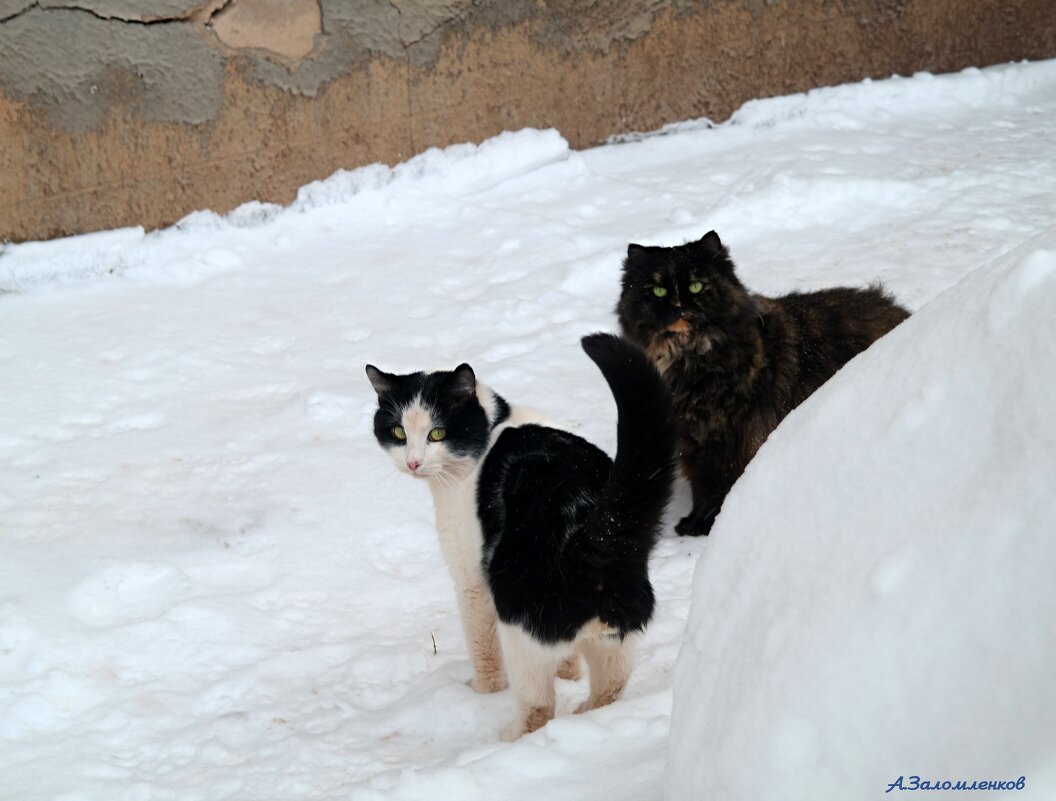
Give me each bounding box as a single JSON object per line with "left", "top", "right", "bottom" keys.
{"left": 477, "top": 334, "right": 676, "bottom": 644}
{"left": 479, "top": 424, "right": 617, "bottom": 642}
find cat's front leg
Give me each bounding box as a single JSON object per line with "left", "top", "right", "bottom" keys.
{"left": 456, "top": 582, "right": 507, "bottom": 693}
{"left": 676, "top": 467, "right": 729, "bottom": 537}
{"left": 675, "top": 503, "right": 721, "bottom": 537}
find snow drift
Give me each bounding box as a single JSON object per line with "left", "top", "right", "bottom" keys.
{"left": 666, "top": 241, "right": 1056, "bottom": 800}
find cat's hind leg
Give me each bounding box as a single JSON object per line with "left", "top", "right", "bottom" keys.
{"left": 676, "top": 463, "right": 732, "bottom": 537}
{"left": 575, "top": 631, "right": 637, "bottom": 714}
{"left": 497, "top": 622, "right": 563, "bottom": 740}
{"left": 457, "top": 582, "right": 507, "bottom": 693}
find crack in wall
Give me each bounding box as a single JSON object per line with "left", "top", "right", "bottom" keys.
{"left": 381, "top": 0, "right": 418, "bottom": 156}
{"left": 388, "top": 0, "right": 416, "bottom": 156}
{"left": 0, "top": 1, "right": 223, "bottom": 25}
{"left": 200, "top": 0, "right": 232, "bottom": 26}
{"left": 0, "top": 2, "right": 34, "bottom": 23}
{"left": 383, "top": 1, "right": 474, "bottom": 156}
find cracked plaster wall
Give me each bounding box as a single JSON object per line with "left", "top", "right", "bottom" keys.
{"left": 2, "top": 0, "right": 1054, "bottom": 241}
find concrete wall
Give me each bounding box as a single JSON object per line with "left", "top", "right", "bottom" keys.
{"left": 2, "top": 0, "right": 1054, "bottom": 242}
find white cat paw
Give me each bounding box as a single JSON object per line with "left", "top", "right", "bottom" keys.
{"left": 466, "top": 676, "right": 508, "bottom": 693}
{"left": 500, "top": 721, "right": 524, "bottom": 742}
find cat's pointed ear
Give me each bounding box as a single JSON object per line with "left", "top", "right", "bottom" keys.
{"left": 624, "top": 243, "right": 653, "bottom": 270}
{"left": 448, "top": 363, "right": 477, "bottom": 399}
{"left": 696, "top": 230, "right": 724, "bottom": 254}
{"left": 365, "top": 364, "right": 396, "bottom": 397}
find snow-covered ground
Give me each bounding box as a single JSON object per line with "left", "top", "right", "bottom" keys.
{"left": 2, "top": 59, "right": 1055, "bottom": 801}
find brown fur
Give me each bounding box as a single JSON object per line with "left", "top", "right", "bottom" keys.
{"left": 459, "top": 582, "right": 507, "bottom": 693}
{"left": 556, "top": 655, "right": 582, "bottom": 681}
{"left": 618, "top": 230, "right": 909, "bottom": 535}
{"left": 522, "top": 704, "right": 555, "bottom": 735}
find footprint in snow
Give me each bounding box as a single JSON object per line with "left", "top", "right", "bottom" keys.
{"left": 67, "top": 562, "right": 192, "bottom": 628}
{"left": 305, "top": 392, "right": 358, "bottom": 423}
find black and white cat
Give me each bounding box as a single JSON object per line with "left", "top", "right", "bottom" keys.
{"left": 366, "top": 334, "right": 676, "bottom": 739}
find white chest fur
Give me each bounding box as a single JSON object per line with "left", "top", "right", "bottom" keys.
{"left": 427, "top": 467, "right": 485, "bottom": 589}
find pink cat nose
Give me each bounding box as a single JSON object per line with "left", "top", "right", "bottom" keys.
{"left": 407, "top": 460, "right": 422, "bottom": 472}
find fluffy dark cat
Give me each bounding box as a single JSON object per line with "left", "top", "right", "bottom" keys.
{"left": 617, "top": 230, "right": 909, "bottom": 537}
{"left": 366, "top": 333, "right": 676, "bottom": 739}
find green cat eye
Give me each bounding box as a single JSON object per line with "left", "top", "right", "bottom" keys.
{"left": 393, "top": 426, "right": 407, "bottom": 441}
{"left": 688, "top": 281, "right": 704, "bottom": 294}
{"left": 428, "top": 428, "right": 447, "bottom": 442}
{"left": 652, "top": 286, "right": 668, "bottom": 298}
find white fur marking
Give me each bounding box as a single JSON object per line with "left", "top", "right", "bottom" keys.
{"left": 498, "top": 618, "right": 638, "bottom": 740}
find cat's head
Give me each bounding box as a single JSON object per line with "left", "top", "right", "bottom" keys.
{"left": 616, "top": 230, "right": 755, "bottom": 363}
{"left": 365, "top": 363, "right": 494, "bottom": 481}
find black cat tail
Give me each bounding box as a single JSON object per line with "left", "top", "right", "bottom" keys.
{"left": 580, "top": 333, "right": 677, "bottom": 568}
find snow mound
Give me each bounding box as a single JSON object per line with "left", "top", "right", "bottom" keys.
{"left": 0, "top": 128, "right": 570, "bottom": 291}
{"left": 730, "top": 60, "right": 1056, "bottom": 131}
{"left": 0, "top": 226, "right": 146, "bottom": 291}
{"left": 666, "top": 242, "right": 1056, "bottom": 800}
{"left": 290, "top": 127, "right": 570, "bottom": 210}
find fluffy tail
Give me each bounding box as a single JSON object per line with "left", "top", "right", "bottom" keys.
{"left": 580, "top": 333, "right": 677, "bottom": 569}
